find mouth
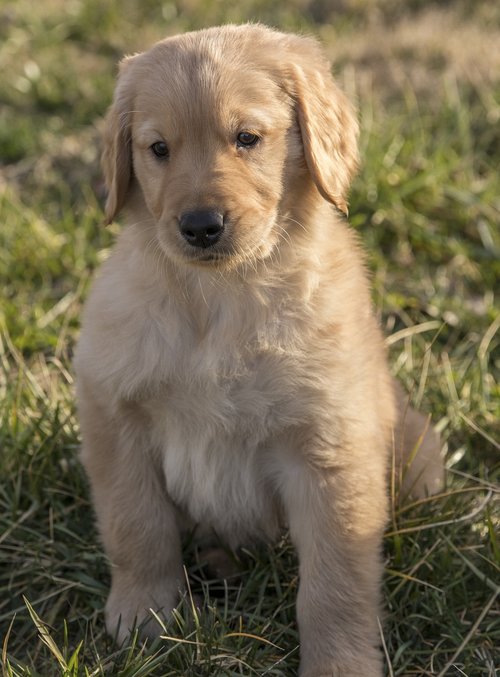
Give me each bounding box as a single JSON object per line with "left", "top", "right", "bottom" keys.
{"left": 195, "top": 254, "right": 254, "bottom": 272}
{"left": 196, "top": 252, "right": 221, "bottom": 263}
{"left": 183, "top": 247, "right": 234, "bottom": 267}
{"left": 182, "top": 230, "right": 279, "bottom": 270}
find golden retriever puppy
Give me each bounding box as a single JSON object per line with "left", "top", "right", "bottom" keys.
{"left": 74, "top": 24, "right": 443, "bottom": 676}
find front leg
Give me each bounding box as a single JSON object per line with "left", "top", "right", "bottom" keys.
{"left": 279, "top": 434, "right": 388, "bottom": 676}
{"left": 78, "top": 386, "right": 184, "bottom": 642}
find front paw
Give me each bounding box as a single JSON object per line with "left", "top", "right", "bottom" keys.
{"left": 105, "top": 576, "right": 180, "bottom": 643}
{"left": 299, "top": 655, "right": 383, "bottom": 677}
{"left": 301, "top": 669, "right": 382, "bottom": 677}
{"left": 301, "top": 672, "right": 380, "bottom": 677}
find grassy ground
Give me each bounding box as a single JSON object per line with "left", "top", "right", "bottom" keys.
{"left": 1, "top": 0, "right": 499, "bottom": 675}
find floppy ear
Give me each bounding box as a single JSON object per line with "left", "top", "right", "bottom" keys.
{"left": 101, "top": 56, "right": 136, "bottom": 223}
{"left": 284, "top": 43, "right": 359, "bottom": 215}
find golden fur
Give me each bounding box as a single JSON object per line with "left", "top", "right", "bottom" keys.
{"left": 74, "top": 24, "right": 444, "bottom": 676}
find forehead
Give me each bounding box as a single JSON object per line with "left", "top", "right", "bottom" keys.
{"left": 129, "top": 32, "right": 291, "bottom": 133}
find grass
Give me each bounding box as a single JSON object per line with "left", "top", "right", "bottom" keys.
{"left": 0, "top": 0, "right": 499, "bottom": 675}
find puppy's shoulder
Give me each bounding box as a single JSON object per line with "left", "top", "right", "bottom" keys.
{"left": 74, "top": 227, "right": 170, "bottom": 391}
{"left": 304, "top": 212, "right": 374, "bottom": 321}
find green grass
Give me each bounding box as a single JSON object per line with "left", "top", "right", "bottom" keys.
{"left": 1, "top": 0, "right": 499, "bottom": 675}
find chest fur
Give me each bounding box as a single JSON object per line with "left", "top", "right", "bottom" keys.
{"left": 144, "top": 346, "right": 310, "bottom": 544}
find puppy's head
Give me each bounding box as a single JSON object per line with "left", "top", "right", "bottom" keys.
{"left": 102, "top": 24, "right": 358, "bottom": 268}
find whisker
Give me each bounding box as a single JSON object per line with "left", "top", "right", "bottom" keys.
{"left": 280, "top": 213, "right": 309, "bottom": 234}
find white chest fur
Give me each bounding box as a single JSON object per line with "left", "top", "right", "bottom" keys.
{"left": 145, "top": 344, "right": 306, "bottom": 546}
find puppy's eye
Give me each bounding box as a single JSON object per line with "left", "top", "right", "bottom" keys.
{"left": 236, "top": 131, "right": 259, "bottom": 148}
{"left": 150, "top": 141, "right": 169, "bottom": 159}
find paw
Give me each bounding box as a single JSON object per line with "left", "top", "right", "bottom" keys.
{"left": 198, "top": 546, "right": 242, "bottom": 580}
{"left": 300, "top": 668, "right": 382, "bottom": 677}
{"left": 105, "top": 577, "right": 180, "bottom": 643}
{"left": 299, "top": 655, "right": 383, "bottom": 677}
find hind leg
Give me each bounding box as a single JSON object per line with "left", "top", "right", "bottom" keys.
{"left": 393, "top": 381, "right": 444, "bottom": 501}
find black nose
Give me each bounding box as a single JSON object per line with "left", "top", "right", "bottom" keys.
{"left": 179, "top": 210, "right": 224, "bottom": 249}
